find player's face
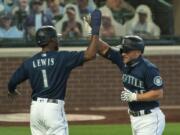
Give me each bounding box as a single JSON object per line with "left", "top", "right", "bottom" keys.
{"left": 121, "top": 50, "right": 141, "bottom": 64}
{"left": 54, "top": 39, "right": 59, "bottom": 51}
{"left": 54, "top": 44, "right": 59, "bottom": 51}
{"left": 49, "top": 38, "right": 59, "bottom": 51}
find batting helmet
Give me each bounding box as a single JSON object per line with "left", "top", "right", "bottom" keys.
{"left": 120, "top": 35, "right": 145, "bottom": 53}
{"left": 36, "top": 26, "right": 59, "bottom": 47}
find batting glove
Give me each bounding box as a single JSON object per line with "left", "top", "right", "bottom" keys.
{"left": 121, "top": 88, "right": 137, "bottom": 102}
{"left": 91, "top": 9, "right": 101, "bottom": 35}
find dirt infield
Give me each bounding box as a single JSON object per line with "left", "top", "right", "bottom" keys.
{"left": 0, "top": 108, "right": 180, "bottom": 126}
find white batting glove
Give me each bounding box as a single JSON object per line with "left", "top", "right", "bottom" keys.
{"left": 121, "top": 88, "right": 137, "bottom": 102}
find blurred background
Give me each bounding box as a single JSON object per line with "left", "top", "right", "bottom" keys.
{"left": 0, "top": 0, "right": 179, "bottom": 46}
{"left": 0, "top": 0, "right": 180, "bottom": 134}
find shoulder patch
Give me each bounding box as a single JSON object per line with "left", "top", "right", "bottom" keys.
{"left": 153, "top": 76, "right": 163, "bottom": 86}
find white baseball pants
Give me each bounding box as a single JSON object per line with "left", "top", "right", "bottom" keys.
{"left": 130, "top": 107, "right": 165, "bottom": 135}
{"left": 30, "top": 98, "right": 68, "bottom": 135}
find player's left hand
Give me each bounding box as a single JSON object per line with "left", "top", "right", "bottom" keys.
{"left": 90, "top": 9, "right": 102, "bottom": 35}
{"left": 8, "top": 89, "right": 21, "bottom": 102}
{"left": 121, "top": 88, "right": 137, "bottom": 102}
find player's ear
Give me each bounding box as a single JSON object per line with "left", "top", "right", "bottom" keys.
{"left": 48, "top": 38, "right": 55, "bottom": 44}
{"left": 50, "top": 38, "right": 58, "bottom": 44}
{"left": 138, "top": 50, "right": 142, "bottom": 55}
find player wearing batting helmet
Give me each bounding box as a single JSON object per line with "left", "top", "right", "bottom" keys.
{"left": 97, "top": 35, "right": 165, "bottom": 135}
{"left": 8, "top": 9, "right": 102, "bottom": 135}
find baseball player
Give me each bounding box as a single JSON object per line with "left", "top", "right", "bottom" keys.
{"left": 7, "top": 10, "right": 102, "bottom": 135}
{"left": 97, "top": 35, "right": 165, "bottom": 135}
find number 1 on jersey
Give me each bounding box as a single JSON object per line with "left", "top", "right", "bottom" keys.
{"left": 41, "top": 69, "right": 49, "bottom": 88}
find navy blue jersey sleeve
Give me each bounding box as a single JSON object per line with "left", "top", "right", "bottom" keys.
{"left": 144, "top": 67, "right": 163, "bottom": 90}
{"left": 8, "top": 62, "right": 28, "bottom": 93}
{"left": 65, "top": 51, "right": 85, "bottom": 69}
{"left": 104, "top": 48, "right": 124, "bottom": 69}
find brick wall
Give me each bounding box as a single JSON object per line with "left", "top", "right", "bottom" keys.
{"left": 0, "top": 54, "right": 180, "bottom": 113}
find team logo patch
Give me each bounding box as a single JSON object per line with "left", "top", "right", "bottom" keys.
{"left": 153, "top": 76, "right": 163, "bottom": 86}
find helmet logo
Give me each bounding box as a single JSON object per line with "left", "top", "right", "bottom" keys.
{"left": 38, "top": 31, "right": 45, "bottom": 37}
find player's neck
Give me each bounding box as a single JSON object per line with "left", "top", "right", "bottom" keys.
{"left": 42, "top": 47, "right": 54, "bottom": 52}
{"left": 42, "top": 46, "right": 58, "bottom": 52}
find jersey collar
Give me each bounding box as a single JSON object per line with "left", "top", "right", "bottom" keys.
{"left": 126, "top": 56, "right": 143, "bottom": 68}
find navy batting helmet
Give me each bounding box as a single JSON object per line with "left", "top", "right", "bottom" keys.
{"left": 120, "top": 35, "right": 145, "bottom": 53}
{"left": 36, "top": 26, "right": 60, "bottom": 47}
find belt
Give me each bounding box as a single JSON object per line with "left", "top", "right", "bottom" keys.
{"left": 128, "top": 109, "right": 152, "bottom": 117}
{"left": 32, "top": 97, "right": 59, "bottom": 104}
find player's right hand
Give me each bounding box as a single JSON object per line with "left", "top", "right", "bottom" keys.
{"left": 121, "top": 88, "right": 137, "bottom": 102}
{"left": 91, "top": 9, "right": 102, "bottom": 35}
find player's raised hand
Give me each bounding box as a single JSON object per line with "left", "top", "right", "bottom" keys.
{"left": 91, "top": 9, "right": 102, "bottom": 35}
{"left": 121, "top": 88, "right": 137, "bottom": 102}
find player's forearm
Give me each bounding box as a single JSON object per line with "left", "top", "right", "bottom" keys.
{"left": 97, "top": 39, "right": 110, "bottom": 56}
{"left": 84, "top": 9, "right": 101, "bottom": 61}
{"left": 8, "top": 80, "right": 17, "bottom": 93}
{"left": 137, "top": 89, "right": 163, "bottom": 101}
{"left": 84, "top": 35, "right": 98, "bottom": 61}
{"left": 8, "top": 66, "right": 27, "bottom": 93}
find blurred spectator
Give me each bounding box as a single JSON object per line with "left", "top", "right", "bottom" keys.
{"left": 13, "top": 0, "right": 29, "bottom": 13}
{"left": 45, "top": 0, "right": 64, "bottom": 25}
{"left": 88, "top": 0, "right": 96, "bottom": 10}
{"left": 0, "top": 3, "right": 4, "bottom": 9}
{"left": 0, "top": 11, "right": 23, "bottom": 38}
{"left": 2, "top": 0, "right": 17, "bottom": 13}
{"left": 125, "top": 0, "right": 174, "bottom": 35}
{"left": 101, "top": 0, "right": 135, "bottom": 25}
{"left": 125, "top": 4, "right": 160, "bottom": 39}
{"left": 61, "top": 6, "right": 82, "bottom": 38}
{"left": 24, "top": 0, "right": 53, "bottom": 39}
{"left": 76, "top": 0, "right": 95, "bottom": 20}
{"left": 0, "top": 4, "right": 4, "bottom": 13}
{"left": 12, "top": 0, "right": 30, "bottom": 31}
{"left": 55, "top": 4, "right": 84, "bottom": 37}
{"left": 100, "top": 15, "right": 115, "bottom": 38}
{"left": 100, "top": 5, "right": 126, "bottom": 37}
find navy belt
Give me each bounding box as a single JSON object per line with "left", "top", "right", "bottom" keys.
{"left": 129, "top": 109, "right": 152, "bottom": 117}
{"left": 32, "top": 98, "right": 59, "bottom": 104}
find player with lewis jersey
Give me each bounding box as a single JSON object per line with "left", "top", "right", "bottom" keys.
{"left": 8, "top": 9, "right": 102, "bottom": 135}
